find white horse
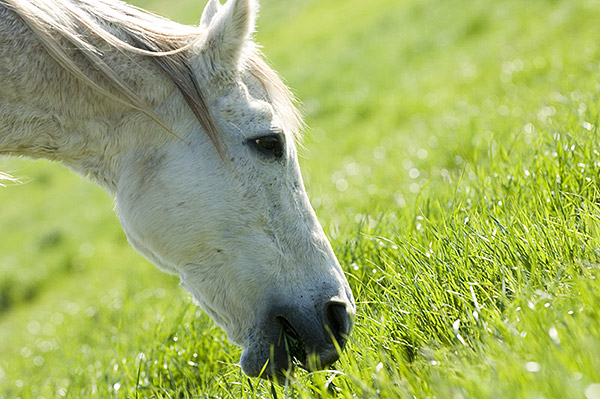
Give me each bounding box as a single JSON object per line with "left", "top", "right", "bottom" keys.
{"left": 0, "top": 0, "right": 354, "bottom": 381}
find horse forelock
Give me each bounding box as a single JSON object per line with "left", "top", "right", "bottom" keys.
{"left": 3, "top": 0, "right": 304, "bottom": 152}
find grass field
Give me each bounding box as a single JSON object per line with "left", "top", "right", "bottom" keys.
{"left": 2, "top": 0, "right": 600, "bottom": 397}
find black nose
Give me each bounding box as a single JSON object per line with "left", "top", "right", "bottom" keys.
{"left": 324, "top": 300, "right": 353, "bottom": 350}
{"left": 242, "top": 298, "right": 355, "bottom": 381}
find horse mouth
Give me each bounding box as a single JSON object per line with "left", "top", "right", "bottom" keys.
{"left": 250, "top": 316, "right": 309, "bottom": 382}
{"left": 240, "top": 299, "right": 354, "bottom": 382}
{"left": 260, "top": 315, "right": 343, "bottom": 382}
{"left": 276, "top": 316, "right": 307, "bottom": 366}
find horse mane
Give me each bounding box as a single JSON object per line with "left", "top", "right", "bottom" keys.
{"left": 2, "top": 0, "right": 303, "bottom": 151}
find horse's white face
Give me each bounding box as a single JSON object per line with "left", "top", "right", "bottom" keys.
{"left": 114, "top": 0, "right": 354, "bottom": 379}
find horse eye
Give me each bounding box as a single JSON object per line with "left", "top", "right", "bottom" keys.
{"left": 248, "top": 135, "right": 284, "bottom": 159}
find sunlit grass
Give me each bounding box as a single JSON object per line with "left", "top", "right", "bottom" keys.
{"left": 2, "top": 0, "right": 600, "bottom": 397}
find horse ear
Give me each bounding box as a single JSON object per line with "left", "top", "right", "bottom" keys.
{"left": 203, "top": 0, "right": 258, "bottom": 71}
{"left": 200, "top": 0, "right": 222, "bottom": 28}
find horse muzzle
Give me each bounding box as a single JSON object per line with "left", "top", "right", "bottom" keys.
{"left": 240, "top": 296, "right": 355, "bottom": 382}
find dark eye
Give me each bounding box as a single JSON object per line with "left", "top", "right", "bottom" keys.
{"left": 247, "top": 134, "right": 284, "bottom": 159}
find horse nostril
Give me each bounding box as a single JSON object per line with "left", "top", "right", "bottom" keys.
{"left": 324, "top": 301, "right": 353, "bottom": 349}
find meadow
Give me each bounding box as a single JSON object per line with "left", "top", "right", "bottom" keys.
{"left": 2, "top": 0, "right": 600, "bottom": 397}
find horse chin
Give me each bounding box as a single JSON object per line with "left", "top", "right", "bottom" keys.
{"left": 238, "top": 316, "right": 305, "bottom": 382}
{"left": 239, "top": 335, "right": 301, "bottom": 383}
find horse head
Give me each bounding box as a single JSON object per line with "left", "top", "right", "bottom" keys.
{"left": 114, "top": 0, "right": 355, "bottom": 380}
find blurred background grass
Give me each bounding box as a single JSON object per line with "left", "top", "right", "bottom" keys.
{"left": 2, "top": 0, "right": 600, "bottom": 397}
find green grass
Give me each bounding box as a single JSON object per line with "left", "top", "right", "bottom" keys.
{"left": 2, "top": 0, "right": 600, "bottom": 397}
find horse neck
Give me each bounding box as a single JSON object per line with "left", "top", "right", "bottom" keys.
{"left": 0, "top": 6, "right": 175, "bottom": 193}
